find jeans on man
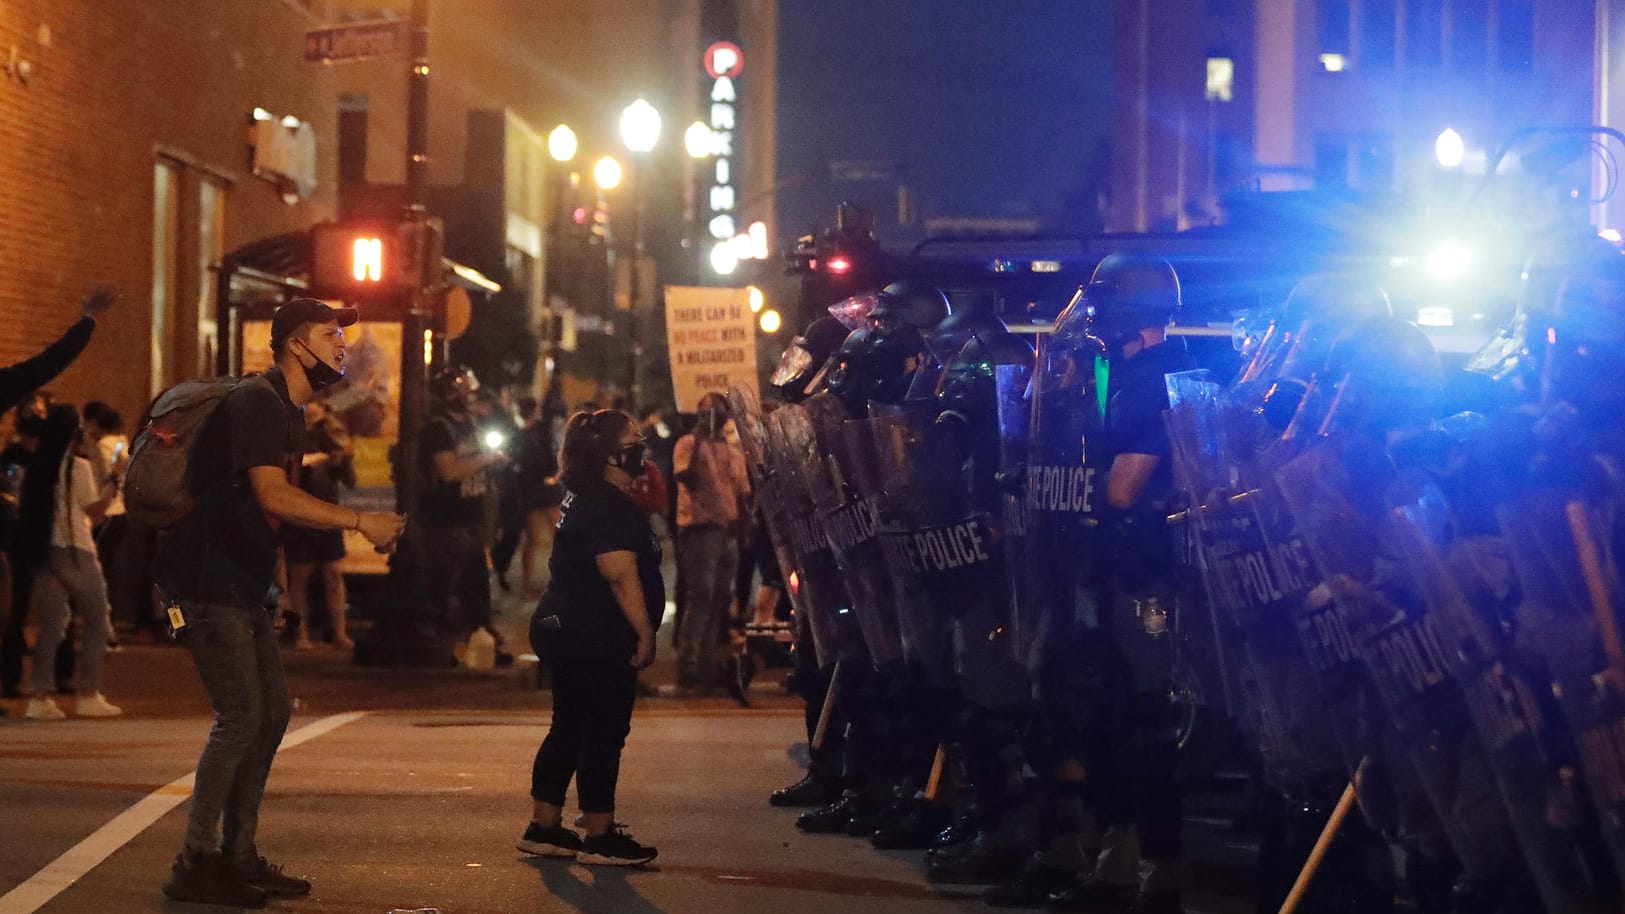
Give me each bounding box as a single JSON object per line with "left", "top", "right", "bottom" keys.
{"left": 180, "top": 602, "right": 291, "bottom": 860}
{"left": 675, "top": 523, "right": 737, "bottom": 687}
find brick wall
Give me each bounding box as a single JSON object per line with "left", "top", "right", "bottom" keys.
{"left": 0, "top": 1, "right": 340, "bottom": 431}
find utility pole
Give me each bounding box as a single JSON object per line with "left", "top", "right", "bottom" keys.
{"left": 396, "top": 0, "right": 430, "bottom": 518}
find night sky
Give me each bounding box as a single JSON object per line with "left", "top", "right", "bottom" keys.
{"left": 775, "top": 0, "right": 1114, "bottom": 247}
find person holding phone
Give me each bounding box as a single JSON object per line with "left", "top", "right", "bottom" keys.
{"left": 519, "top": 409, "right": 662, "bottom": 866}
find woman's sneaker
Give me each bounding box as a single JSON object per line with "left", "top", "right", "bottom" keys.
{"left": 75, "top": 693, "right": 123, "bottom": 718}
{"left": 516, "top": 822, "right": 583, "bottom": 858}
{"left": 579, "top": 829, "right": 658, "bottom": 866}
{"left": 24, "top": 697, "right": 65, "bottom": 720}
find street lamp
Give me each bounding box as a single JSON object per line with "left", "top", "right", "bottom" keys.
{"left": 1435, "top": 128, "right": 1465, "bottom": 169}
{"left": 685, "top": 121, "right": 712, "bottom": 160}
{"left": 542, "top": 125, "right": 577, "bottom": 391}
{"left": 548, "top": 124, "right": 578, "bottom": 164}
{"left": 621, "top": 98, "right": 662, "bottom": 154}
{"left": 593, "top": 155, "right": 623, "bottom": 191}
{"left": 619, "top": 98, "right": 661, "bottom": 408}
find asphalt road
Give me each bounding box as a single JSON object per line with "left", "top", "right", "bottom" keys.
{"left": 0, "top": 580, "right": 1260, "bottom": 914}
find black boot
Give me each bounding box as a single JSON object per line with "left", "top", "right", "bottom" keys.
{"left": 872, "top": 799, "right": 952, "bottom": 850}
{"left": 796, "top": 795, "right": 868, "bottom": 834}
{"left": 770, "top": 772, "right": 841, "bottom": 808}
{"left": 925, "top": 832, "right": 1026, "bottom": 885}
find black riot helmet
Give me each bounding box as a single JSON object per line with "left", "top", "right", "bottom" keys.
{"left": 1322, "top": 317, "right": 1443, "bottom": 435}
{"left": 1271, "top": 275, "right": 1395, "bottom": 383}
{"left": 929, "top": 306, "right": 1007, "bottom": 362}
{"left": 1543, "top": 249, "right": 1625, "bottom": 415}
{"left": 430, "top": 365, "right": 480, "bottom": 412}
{"left": 938, "top": 321, "right": 1035, "bottom": 416}
{"left": 824, "top": 324, "right": 925, "bottom": 413}
{"left": 1466, "top": 228, "right": 1621, "bottom": 399}
{"left": 870, "top": 279, "right": 951, "bottom": 334}
{"left": 1078, "top": 253, "right": 1181, "bottom": 358}
{"left": 770, "top": 316, "right": 850, "bottom": 403}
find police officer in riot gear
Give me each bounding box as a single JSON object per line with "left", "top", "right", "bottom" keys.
{"left": 1039, "top": 253, "right": 1195, "bottom": 914}
{"left": 771, "top": 316, "right": 850, "bottom": 406}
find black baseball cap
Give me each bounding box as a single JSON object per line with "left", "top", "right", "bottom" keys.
{"left": 271, "top": 298, "right": 359, "bottom": 352}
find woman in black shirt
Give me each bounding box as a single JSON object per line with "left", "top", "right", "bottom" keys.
{"left": 517, "top": 409, "right": 662, "bottom": 866}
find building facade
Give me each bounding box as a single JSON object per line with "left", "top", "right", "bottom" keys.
{"left": 0, "top": 1, "right": 342, "bottom": 427}
{"left": 1110, "top": 0, "right": 1625, "bottom": 232}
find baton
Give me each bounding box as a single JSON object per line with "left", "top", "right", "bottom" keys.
{"left": 1566, "top": 502, "right": 1625, "bottom": 683}
{"left": 811, "top": 660, "right": 840, "bottom": 751}
{"left": 923, "top": 744, "right": 948, "bottom": 802}
{"left": 1279, "top": 756, "right": 1368, "bottom": 914}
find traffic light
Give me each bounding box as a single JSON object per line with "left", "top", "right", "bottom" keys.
{"left": 309, "top": 218, "right": 444, "bottom": 302}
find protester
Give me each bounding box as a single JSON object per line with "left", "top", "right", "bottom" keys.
{"left": 518, "top": 408, "right": 660, "bottom": 866}
{"left": 82, "top": 401, "right": 140, "bottom": 645}
{"left": 671, "top": 393, "right": 750, "bottom": 693}
{"left": 0, "top": 286, "right": 113, "bottom": 702}
{"left": 283, "top": 397, "right": 356, "bottom": 651}
{"left": 512, "top": 396, "right": 563, "bottom": 596}
{"left": 153, "top": 298, "right": 402, "bottom": 907}
{"left": 15, "top": 405, "right": 121, "bottom": 720}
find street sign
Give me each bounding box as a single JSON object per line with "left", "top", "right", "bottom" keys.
{"left": 305, "top": 20, "right": 410, "bottom": 64}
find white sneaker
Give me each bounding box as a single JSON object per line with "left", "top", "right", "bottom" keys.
{"left": 75, "top": 693, "right": 123, "bottom": 718}
{"left": 25, "top": 697, "right": 66, "bottom": 720}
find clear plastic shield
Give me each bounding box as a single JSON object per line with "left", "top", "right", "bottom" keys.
{"left": 764, "top": 404, "right": 864, "bottom": 668}
{"left": 729, "top": 385, "right": 821, "bottom": 651}
{"left": 1500, "top": 494, "right": 1625, "bottom": 904}
{"left": 1395, "top": 510, "right": 1606, "bottom": 914}
{"left": 1164, "top": 379, "right": 1343, "bottom": 788}
{"left": 804, "top": 393, "right": 905, "bottom": 666}
{"left": 1274, "top": 438, "right": 1524, "bottom": 884}
{"left": 1019, "top": 331, "right": 1106, "bottom": 663}
{"left": 865, "top": 404, "right": 1006, "bottom": 684}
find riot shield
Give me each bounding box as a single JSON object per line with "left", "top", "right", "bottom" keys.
{"left": 1396, "top": 509, "right": 1607, "bottom": 914}
{"left": 1500, "top": 494, "right": 1625, "bottom": 906}
{"left": 1019, "top": 330, "right": 1105, "bottom": 665}
{"left": 728, "top": 385, "right": 818, "bottom": 643}
{"left": 1164, "top": 378, "right": 1342, "bottom": 788}
{"left": 1273, "top": 435, "right": 1526, "bottom": 891}
{"left": 765, "top": 404, "right": 864, "bottom": 668}
{"left": 864, "top": 403, "right": 1006, "bottom": 686}
{"left": 803, "top": 392, "right": 906, "bottom": 667}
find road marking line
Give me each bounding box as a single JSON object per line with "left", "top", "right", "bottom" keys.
{"left": 0, "top": 711, "right": 368, "bottom": 914}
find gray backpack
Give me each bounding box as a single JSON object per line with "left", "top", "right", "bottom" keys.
{"left": 123, "top": 376, "right": 267, "bottom": 527}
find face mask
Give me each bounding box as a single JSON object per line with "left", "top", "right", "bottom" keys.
{"left": 296, "top": 340, "right": 345, "bottom": 392}
{"left": 608, "top": 441, "right": 646, "bottom": 471}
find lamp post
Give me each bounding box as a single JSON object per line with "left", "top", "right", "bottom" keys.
{"left": 543, "top": 125, "right": 577, "bottom": 390}
{"left": 591, "top": 155, "right": 623, "bottom": 390}
{"left": 619, "top": 97, "right": 661, "bottom": 410}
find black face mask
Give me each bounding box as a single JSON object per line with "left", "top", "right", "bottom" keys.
{"left": 295, "top": 341, "right": 345, "bottom": 392}
{"left": 608, "top": 441, "right": 646, "bottom": 471}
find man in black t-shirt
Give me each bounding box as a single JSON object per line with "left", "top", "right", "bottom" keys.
{"left": 1041, "top": 255, "right": 1194, "bottom": 914}
{"left": 420, "top": 367, "right": 509, "bottom": 655}
{"left": 156, "top": 299, "right": 403, "bottom": 908}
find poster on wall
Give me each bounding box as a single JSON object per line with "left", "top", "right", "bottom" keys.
{"left": 663, "top": 286, "right": 757, "bottom": 413}
{"left": 242, "top": 319, "right": 402, "bottom": 518}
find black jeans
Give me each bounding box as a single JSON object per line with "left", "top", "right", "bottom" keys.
{"left": 530, "top": 629, "right": 638, "bottom": 813}
{"left": 179, "top": 602, "right": 291, "bottom": 858}
{"left": 421, "top": 523, "right": 492, "bottom": 635}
